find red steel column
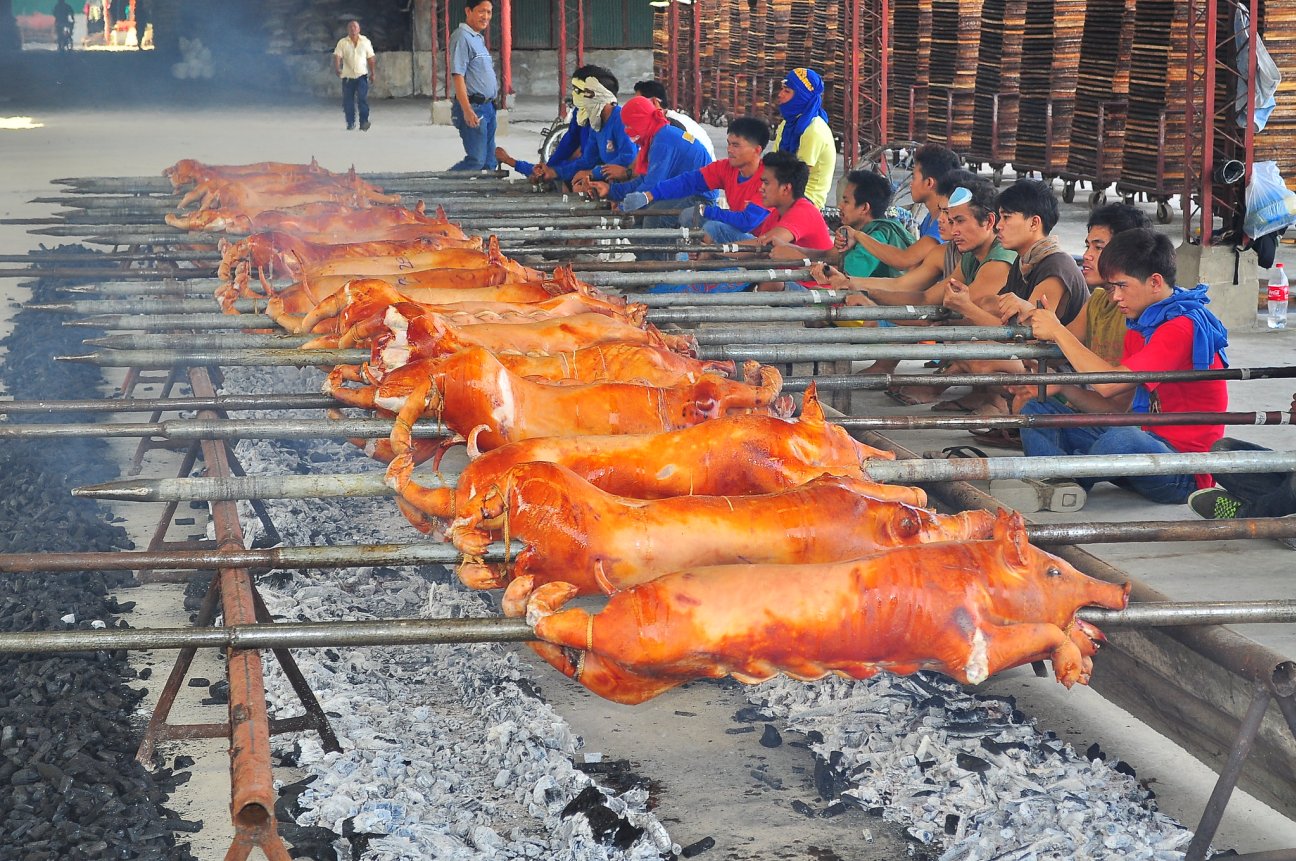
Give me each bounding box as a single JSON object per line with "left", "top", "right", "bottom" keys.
{"left": 577, "top": 0, "right": 585, "bottom": 65}
{"left": 430, "top": 0, "right": 438, "bottom": 101}
{"left": 558, "top": 0, "right": 568, "bottom": 118}
{"left": 500, "top": 0, "right": 512, "bottom": 103}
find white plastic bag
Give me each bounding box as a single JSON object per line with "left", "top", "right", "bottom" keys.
{"left": 1244, "top": 160, "right": 1296, "bottom": 239}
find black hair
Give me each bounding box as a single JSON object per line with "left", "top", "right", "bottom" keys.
{"left": 913, "top": 143, "right": 962, "bottom": 185}
{"left": 633, "top": 80, "right": 669, "bottom": 107}
{"left": 936, "top": 169, "right": 998, "bottom": 226}
{"left": 464, "top": 0, "right": 492, "bottom": 9}
{"left": 762, "top": 151, "right": 810, "bottom": 200}
{"left": 996, "top": 178, "right": 1060, "bottom": 234}
{"left": 727, "top": 116, "right": 771, "bottom": 149}
{"left": 1097, "top": 228, "right": 1177, "bottom": 286}
{"left": 1086, "top": 202, "right": 1152, "bottom": 235}
{"left": 844, "top": 170, "right": 893, "bottom": 216}
{"left": 573, "top": 64, "right": 619, "bottom": 94}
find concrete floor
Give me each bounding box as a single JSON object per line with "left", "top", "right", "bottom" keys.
{"left": 3, "top": 87, "right": 1296, "bottom": 857}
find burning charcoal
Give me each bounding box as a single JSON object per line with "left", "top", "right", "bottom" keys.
{"left": 734, "top": 705, "right": 774, "bottom": 723}
{"left": 759, "top": 724, "right": 783, "bottom": 748}
{"left": 944, "top": 814, "right": 960, "bottom": 835}
{"left": 208, "top": 680, "right": 230, "bottom": 704}
{"left": 820, "top": 801, "right": 849, "bottom": 818}
{"left": 724, "top": 726, "right": 756, "bottom": 735}
{"left": 1115, "top": 760, "right": 1137, "bottom": 778}
{"left": 1086, "top": 742, "right": 1107, "bottom": 762}
{"left": 186, "top": 678, "right": 210, "bottom": 688}
{"left": 956, "top": 753, "right": 991, "bottom": 773}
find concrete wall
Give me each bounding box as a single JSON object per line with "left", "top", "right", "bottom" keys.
{"left": 1177, "top": 243, "right": 1260, "bottom": 333}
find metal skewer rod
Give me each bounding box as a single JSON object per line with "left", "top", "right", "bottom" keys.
{"left": 533, "top": 258, "right": 814, "bottom": 274}
{"left": 71, "top": 449, "right": 1296, "bottom": 503}
{"left": 65, "top": 313, "right": 277, "bottom": 330}
{"left": 8, "top": 409, "right": 1287, "bottom": 441}
{"left": 60, "top": 282, "right": 219, "bottom": 296}
{"left": 40, "top": 196, "right": 614, "bottom": 215}
{"left": 583, "top": 267, "right": 811, "bottom": 287}
{"left": 0, "top": 252, "right": 223, "bottom": 264}
{"left": 58, "top": 343, "right": 1065, "bottom": 367}
{"left": 0, "top": 393, "right": 337, "bottom": 414}
{"left": 0, "top": 267, "right": 218, "bottom": 281}
{"left": 4, "top": 597, "right": 1296, "bottom": 655}
{"left": 85, "top": 333, "right": 315, "bottom": 350}
{"left": 34, "top": 298, "right": 245, "bottom": 314}
{"left": 0, "top": 417, "right": 454, "bottom": 440}
{"left": 693, "top": 324, "right": 1026, "bottom": 345}
{"left": 7, "top": 517, "right": 1296, "bottom": 576}
{"left": 789, "top": 365, "right": 1296, "bottom": 390}
{"left": 699, "top": 343, "right": 1065, "bottom": 362}
{"left": 57, "top": 348, "right": 367, "bottom": 368}
{"left": 50, "top": 168, "right": 513, "bottom": 189}
{"left": 33, "top": 227, "right": 699, "bottom": 245}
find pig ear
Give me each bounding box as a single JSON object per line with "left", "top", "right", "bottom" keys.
{"left": 436, "top": 204, "right": 449, "bottom": 222}
{"left": 994, "top": 509, "right": 1031, "bottom": 566}
{"left": 799, "top": 383, "right": 825, "bottom": 424}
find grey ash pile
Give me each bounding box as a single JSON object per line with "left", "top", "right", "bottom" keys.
{"left": 0, "top": 248, "right": 198, "bottom": 860}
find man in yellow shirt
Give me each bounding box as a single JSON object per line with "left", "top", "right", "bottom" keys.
{"left": 772, "top": 68, "right": 836, "bottom": 208}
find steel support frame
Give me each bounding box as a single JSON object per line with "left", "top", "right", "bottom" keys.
{"left": 844, "top": 0, "right": 889, "bottom": 168}
{"left": 1183, "top": 0, "right": 1257, "bottom": 243}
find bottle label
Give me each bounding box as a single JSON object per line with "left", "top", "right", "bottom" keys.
{"left": 1268, "top": 285, "right": 1290, "bottom": 302}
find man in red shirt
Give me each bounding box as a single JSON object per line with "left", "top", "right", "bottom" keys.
{"left": 1016, "top": 228, "right": 1229, "bottom": 504}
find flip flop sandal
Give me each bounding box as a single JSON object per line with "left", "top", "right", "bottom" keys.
{"left": 884, "top": 388, "right": 928, "bottom": 407}
{"left": 931, "top": 397, "right": 979, "bottom": 413}
{"left": 968, "top": 427, "right": 1023, "bottom": 450}
{"left": 922, "top": 445, "right": 991, "bottom": 460}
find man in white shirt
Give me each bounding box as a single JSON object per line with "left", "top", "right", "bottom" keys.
{"left": 333, "top": 19, "right": 376, "bottom": 131}
{"left": 632, "top": 79, "right": 716, "bottom": 162}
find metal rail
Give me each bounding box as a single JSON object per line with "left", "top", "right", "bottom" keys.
{"left": 71, "top": 450, "right": 1296, "bottom": 502}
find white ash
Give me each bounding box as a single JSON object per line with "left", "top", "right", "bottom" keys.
{"left": 208, "top": 365, "right": 670, "bottom": 861}
{"left": 750, "top": 672, "right": 1194, "bottom": 860}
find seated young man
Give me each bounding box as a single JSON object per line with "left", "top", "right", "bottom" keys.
{"left": 1015, "top": 228, "right": 1230, "bottom": 505}
{"left": 632, "top": 79, "right": 716, "bottom": 162}
{"left": 927, "top": 178, "right": 1090, "bottom": 418}
{"left": 679, "top": 151, "right": 832, "bottom": 294}
{"left": 619, "top": 116, "right": 772, "bottom": 243}
{"left": 812, "top": 172, "right": 1015, "bottom": 377}
{"left": 575, "top": 96, "right": 716, "bottom": 229}
{"left": 852, "top": 142, "right": 962, "bottom": 273}
{"left": 495, "top": 65, "right": 636, "bottom": 186}
{"left": 807, "top": 169, "right": 915, "bottom": 276}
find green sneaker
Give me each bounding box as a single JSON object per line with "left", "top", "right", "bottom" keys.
{"left": 1187, "top": 487, "right": 1245, "bottom": 520}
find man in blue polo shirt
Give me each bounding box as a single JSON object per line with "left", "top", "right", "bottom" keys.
{"left": 449, "top": 0, "right": 498, "bottom": 171}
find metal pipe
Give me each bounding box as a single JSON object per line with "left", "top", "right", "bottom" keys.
{"left": 57, "top": 348, "right": 367, "bottom": 368}
{"left": 10, "top": 515, "right": 1296, "bottom": 575}
{"left": 86, "top": 334, "right": 315, "bottom": 350}
{"left": 0, "top": 417, "right": 453, "bottom": 441}
{"left": 0, "top": 541, "right": 516, "bottom": 573}
{"left": 0, "top": 616, "right": 535, "bottom": 654}
{"left": 534, "top": 258, "right": 813, "bottom": 274}
{"left": 0, "top": 267, "right": 215, "bottom": 281}
{"left": 0, "top": 252, "right": 222, "bottom": 264}
{"left": 698, "top": 343, "right": 1064, "bottom": 362}
{"left": 693, "top": 324, "right": 1026, "bottom": 344}
{"left": 579, "top": 268, "right": 811, "bottom": 287}
{"left": 481, "top": 227, "right": 691, "bottom": 240}
{"left": 61, "top": 282, "right": 218, "bottom": 296}
{"left": 73, "top": 449, "right": 1296, "bottom": 502}
{"left": 5, "top": 598, "right": 1296, "bottom": 656}
{"left": 835, "top": 411, "right": 1294, "bottom": 432}
{"left": 34, "top": 298, "right": 241, "bottom": 314}
{"left": 863, "top": 449, "right": 1296, "bottom": 484}
{"left": 66, "top": 313, "right": 277, "bottom": 330}
{"left": 646, "top": 304, "right": 954, "bottom": 323}
{"left": 784, "top": 366, "right": 1296, "bottom": 390}
{"left": 0, "top": 393, "right": 337, "bottom": 414}
{"left": 1081, "top": 602, "right": 1296, "bottom": 628}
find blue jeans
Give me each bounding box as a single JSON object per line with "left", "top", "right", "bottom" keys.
{"left": 342, "top": 75, "right": 369, "bottom": 128}
{"left": 1019, "top": 398, "right": 1197, "bottom": 504}
{"left": 450, "top": 100, "right": 497, "bottom": 171}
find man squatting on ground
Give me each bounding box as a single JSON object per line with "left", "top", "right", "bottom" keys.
{"left": 333, "top": 19, "right": 375, "bottom": 131}
{"left": 449, "top": 0, "right": 499, "bottom": 171}
{"left": 1014, "top": 229, "right": 1229, "bottom": 505}
{"left": 497, "top": 66, "right": 636, "bottom": 185}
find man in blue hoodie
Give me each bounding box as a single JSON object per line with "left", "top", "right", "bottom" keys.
{"left": 1015, "top": 229, "right": 1229, "bottom": 504}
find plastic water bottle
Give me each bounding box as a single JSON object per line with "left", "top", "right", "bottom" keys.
{"left": 1268, "top": 263, "right": 1289, "bottom": 329}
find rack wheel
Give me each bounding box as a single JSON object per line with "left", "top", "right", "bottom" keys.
{"left": 992, "top": 167, "right": 1004, "bottom": 187}
{"left": 1122, "top": 195, "right": 1135, "bottom": 207}
{"left": 1088, "top": 190, "right": 1107, "bottom": 208}
{"left": 1062, "top": 181, "right": 1075, "bottom": 203}
{"left": 1156, "top": 201, "right": 1173, "bottom": 224}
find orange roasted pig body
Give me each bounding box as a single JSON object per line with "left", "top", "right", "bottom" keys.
{"left": 447, "top": 461, "right": 994, "bottom": 595}
{"left": 393, "top": 384, "right": 914, "bottom": 531}
{"left": 261, "top": 275, "right": 563, "bottom": 325}
{"left": 523, "top": 512, "right": 1131, "bottom": 704}
{"left": 350, "top": 345, "right": 782, "bottom": 461}
{"left": 218, "top": 230, "right": 484, "bottom": 282}
{"left": 164, "top": 158, "right": 328, "bottom": 190}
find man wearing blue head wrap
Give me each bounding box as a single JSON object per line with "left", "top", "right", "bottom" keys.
{"left": 1015, "top": 228, "right": 1230, "bottom": 505}
{"left": 773, "top": 68, "right": 837, "bottom": 208}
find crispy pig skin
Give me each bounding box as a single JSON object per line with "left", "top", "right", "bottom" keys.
{"left": 524, "top": 512, "right": 1130, "bottom": 704}
{"left": 448, "top": 460, "right": 994, "bottom": 595}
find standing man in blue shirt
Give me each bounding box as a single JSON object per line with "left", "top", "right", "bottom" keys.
{"left": 449, "top": 0, "right": 498, "bottom": 171}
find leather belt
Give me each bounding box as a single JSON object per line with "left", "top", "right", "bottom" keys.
{"left": 468, "top": 94, "right": 491, "bottom": 105}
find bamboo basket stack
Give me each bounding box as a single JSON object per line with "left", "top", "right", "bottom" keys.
{"left": 1066, "top": 0, "right": 1136, "bottom": 185}
{"left": 925, "top": 0, "right": 984, "bottom": 151}
{"left": 968, "top": 0, "right": 1026, "bottom": 166}
{"left": 1014, "top": 0, "right": 1085, "bottom": 176}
